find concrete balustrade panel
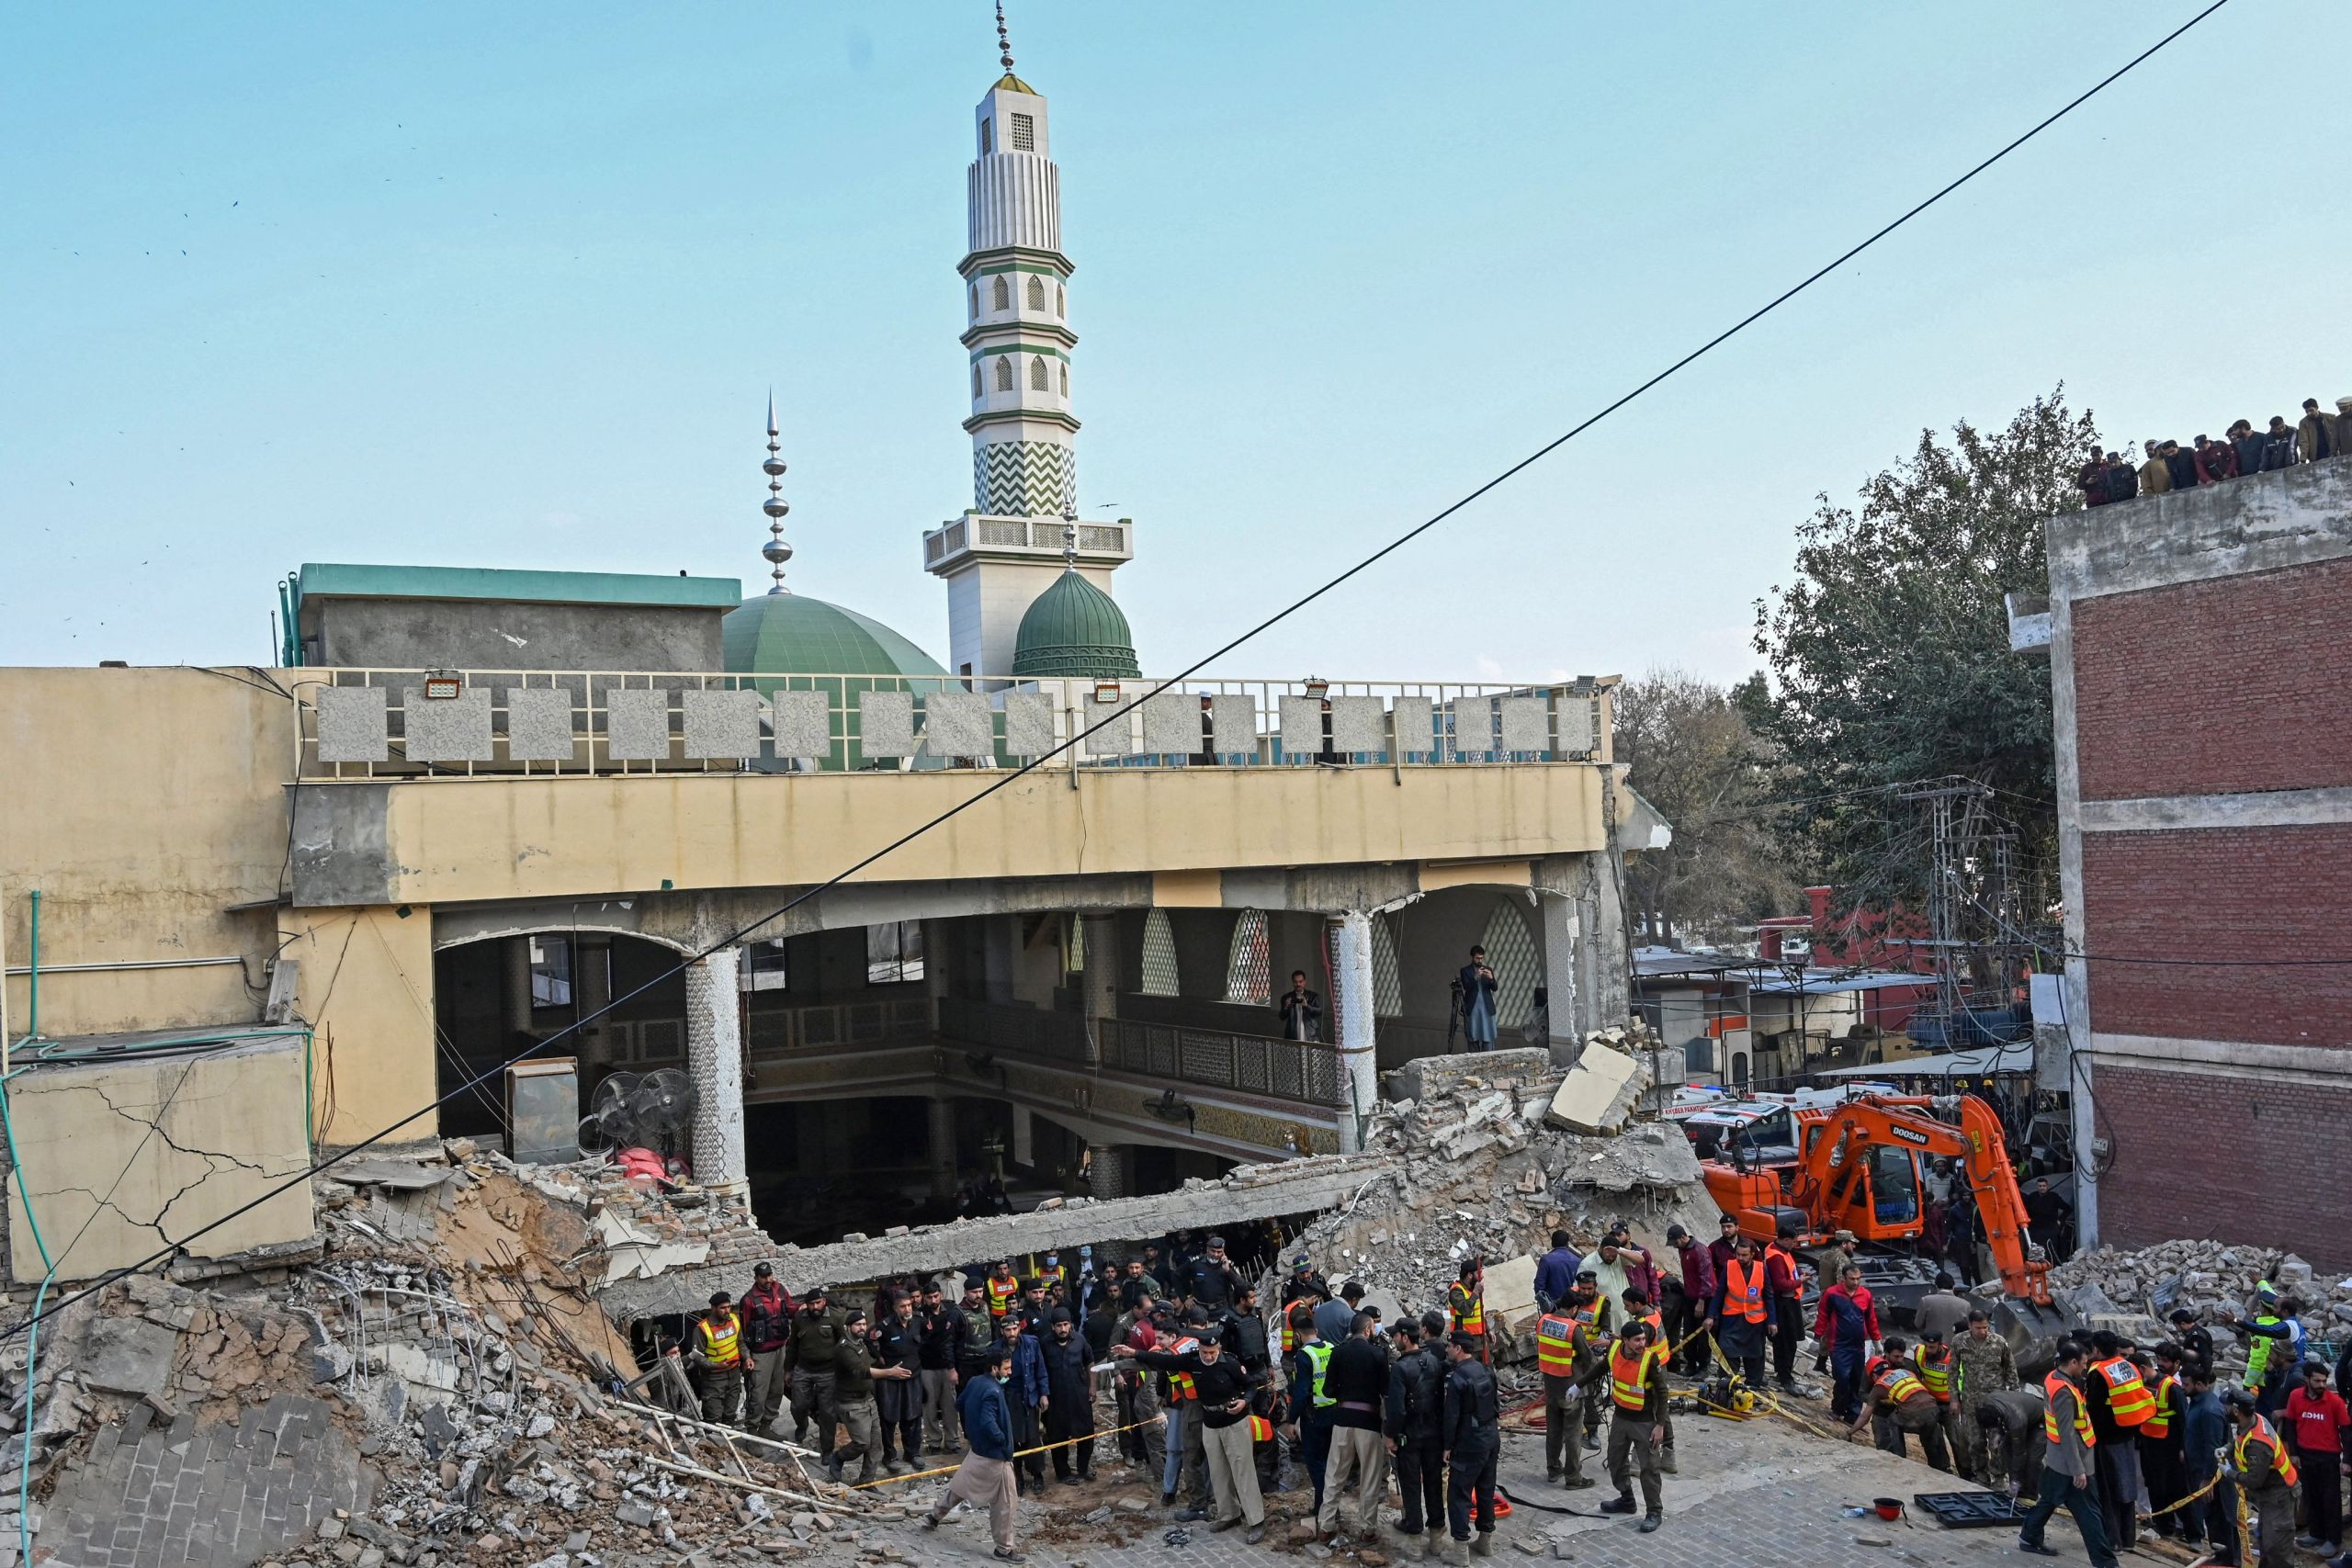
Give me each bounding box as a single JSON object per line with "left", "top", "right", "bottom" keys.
{"left": 1003, "top": 692, "right": 1057, "bottom": 757}
{"left": 1082, "top": 698, "right": 1138, "bottom": 757}
{"left": 315, "top": 686, "right": 390, "bottom": 762}
{"left": 504, "top": 687, "right": 579, "bottom": 761}
{"left": 859, "top": 690, "right": 916, "bottom": 757}
{"left": 1555, "top": 696, "right": 1597, "bottom": 756}
{"left": 921, "top": 691, "right": 993, "bottom": 759}
{"left": 771, "top": 692, "right": 831, "bottom": 758}
{"left": 1329, "top": 695, "right": 1386, "bottom": 757}
{"left": 1142, "top": 692, "right": 1200, "bottom": 755}
{"left": 1278, "top": 694, "right": 1324, "bottom": 759}
{"left": 1392, "top": 695, "right": 1435, "bottom": 758}
{"left": 606, "top": 688, "right": 673, "bottom": 761}
{"left": 1499, "top": 695, "right": 1550, "bottom": 756}
{"left": 1210, "top": 693, "right": 1258, "bottom": 756}
{"left": 401, "top": 685, "right": 494, "bottom": 762}
{"left": 683, "top": 689, "right": 760, "bottom": 760}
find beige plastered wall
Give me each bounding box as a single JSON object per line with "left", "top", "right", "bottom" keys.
{"left": 5, "top": 1038, "right": 315, "bottom": 1284}
{"left": 276, "top": 904, "right": 440, "bottom": 1147}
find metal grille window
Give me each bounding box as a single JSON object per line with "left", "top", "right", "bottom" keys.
{"left": 866, "top": 920, "right": 925, "bottom": 985}
{"left": 1026, "top": 275, "right": 1046, "bottom": 310}
{"left": 1224, "top": 909, "right": 1271, "bottom": 1006}
{"left": 1011, "top": 112, "right": 1035, "bottom": 151}
{"left": 741, "top": 937, "right": 788, "bottom": 993}
{"left": 1056, "top": 283, "right": 1065, "bottom": 317}
{"left": 994, "top": 355, "right": 1012, "bottom": 391}
{"left": 992, "top": 276, "right": 1010, "bottom": 311}
{"left": 1139, "top": 909, "right": 1180, "bottom": 996}
{"left": 1479, "top": 900, "right": 1540, "bottom": 1028}
{"left": 1373, "top": 915, "right": 1402, "bottom": 1017}
{"left": 1030, "top": 355, "right": 1048, "bottom": 391}
{"left": 1059, "top": 364, "right": 1069, "bottom": 396}
{"left": 971, "top": 363, "right": 982, "bottom": 398}
{"left": 1066, "top": 914, "right": 1085, "bottom": 977}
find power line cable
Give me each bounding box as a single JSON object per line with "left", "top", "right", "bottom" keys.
{"left": 0, "top": 0, "right": 2235, "bottom": 1343}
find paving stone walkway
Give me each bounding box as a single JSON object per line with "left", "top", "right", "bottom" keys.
{"left": 45, "top": 1395, "right": 373, "bottom": 1568}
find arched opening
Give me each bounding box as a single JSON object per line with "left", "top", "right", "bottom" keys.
{"left": 1224, "top": 909, "right": 1271, "bottom": 1005}
{"left": 971, "top": 363, "right": 982, "bottom": 398}
{"left": 1056, "top": 282, "right": 1066, "bottom": 317}
{"left": 1029, "top": 355, "right": 1049, "bottom": 392}
{"left": 1372, "top": 913, "right": 1402, "bottom": 1018}
{"left": 1138, "top": 908, "right": 1180, "bottom": 995}
{"left": 1478, "top": 899, "right": 1542, "bottom": 1029}
{"left": 1059, "top": 363, "right": 1070, "bottom": 396}
{"left": 993, "top": 355, "right": 1012, "bottom": 391}
{"left": 991, "top": 275, "right": 1010, "bottom": 311}
{"left": 1025, "top": 275, "right": 1046, "bottom": 310}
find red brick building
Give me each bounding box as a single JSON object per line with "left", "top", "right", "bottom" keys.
{"left": 2040, "top": 457, "right": 2352, "bottom": 1259}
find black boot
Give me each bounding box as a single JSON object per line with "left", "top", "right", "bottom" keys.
{"left": 1599, "top": 1494, "right": 1636, "bottom": 1515}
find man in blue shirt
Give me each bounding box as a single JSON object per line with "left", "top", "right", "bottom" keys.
{"left": 996, "top": 1316, "right": 1049, "bottom": 1495}
{"left": 924, "top": 1346, "right": 1024, "bottom": 1562}
{"left": 1534, "top": 1230, "right": 1581, "bottom": 1313}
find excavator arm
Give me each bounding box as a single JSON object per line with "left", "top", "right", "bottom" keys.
{"left": 1807, "top": 1095, "right": 2050, "bottom": 1303}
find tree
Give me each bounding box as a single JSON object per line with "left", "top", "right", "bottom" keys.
{"left": 1613, "top": 669, "right": 1796, "bottom": 946}
{"left": 1750, "top": 388, "right": 2086, "bottom": 894}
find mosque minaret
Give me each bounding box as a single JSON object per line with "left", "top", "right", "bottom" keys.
{"left": 922, "top": 5, "right": 1135, "bottom": 684}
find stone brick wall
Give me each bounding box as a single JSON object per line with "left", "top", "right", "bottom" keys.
{"left": 2079, "top": 823, "right": 2352, "bottom": 1046}
{"left": 2094, "top": 1064, "right": 2352, "bottom": 1265}
{"left": 2071, "top": 556, "right": 2352, "bottom": 801}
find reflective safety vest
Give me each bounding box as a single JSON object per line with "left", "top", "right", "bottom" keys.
{"left": 2233, "top": 1415, "right": 2297, "bottom": 1488}
{"left": 1723, "top": 1259, "right": 1767, "bottom": 1324}
{"left": 2140, "top": 1374, "right": 2176, "bottom": 1440}
{"left": 1873, "top": 1362, "right": 1927, "bottom": 1405}
{"left": 1036, "top": 1266, "right": 1064, "bottom": 1289}
{"left": 1167, "top": 1336, "right": 1200, "bottom": 1401}
{"left": 2044, "top": 1371, "right": 2096, "bottom": 1450}
{"left": 1279, "top": 1304, "right": 1302, "bottom": 1355}
{"left": 1913, "top": 1345, "right": 1954, "bottom": 1404}
{"left": 1301, "top": 1340, "right": 1336, "bottom": 1409}
{"left": 987, "top": 1276, "right": 1020, "bottom": 1318}
{"left": 1610, "top": 1344, "right": 1661, "bottom": 1414}
{"left": 1635, "top": 1311, "right": 1664, "bottom": 1344}
{"left": 1536, "top": 1313, "right": 1578, "bottom": 1377}
{"left": 1763, "top": 1243, "right": 1797, "bottom": 1293}
{"left": 2245, "top": 1315, "right": 2286, "bottom": 1385}
{"left": 1451, "top": 1284, "right": 1485, "bottom": 1336}
{"left": 696, "top": 1311, "right": 742, "bottom": 1368}
{"left": 1248, "top": 1414, "right": 1274, "bottom": 1442}
{"left": 2093, "top": 1357, "right": 2154, "bottom": 1427}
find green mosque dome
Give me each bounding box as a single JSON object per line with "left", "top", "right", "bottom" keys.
{"left": 1012, "top": 570, "right": 1141, "bottom": 679}
{"left": 722, "top": 591, "right": 948, "bottom": 680}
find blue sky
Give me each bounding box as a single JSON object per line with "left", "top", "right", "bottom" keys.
{"left": 6, "top": 2, "right": 2346, "bottom": 682}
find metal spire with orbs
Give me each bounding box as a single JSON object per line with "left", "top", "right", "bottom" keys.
{"left": 996, "top": 0, "right": 1014, "bottom": 73}
{"left": 760, "top": 393, "right": 792, "bottom": 595}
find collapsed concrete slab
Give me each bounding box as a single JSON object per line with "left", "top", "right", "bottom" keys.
{"left": 1545, "top": 1041, "right": 1645, "bottom": 1134}
{"left": 595, "top": 1155, "right": 1385, "bottom": 1320}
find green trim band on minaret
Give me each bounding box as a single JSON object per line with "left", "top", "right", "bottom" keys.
{"left": 1011, "top": 569, "right": 1140, "bottom": 679}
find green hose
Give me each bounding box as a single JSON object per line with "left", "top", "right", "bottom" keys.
{"left": 0, "top": 1076, "right": 56, "bottom": 1568}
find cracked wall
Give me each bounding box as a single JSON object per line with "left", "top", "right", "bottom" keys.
{"left": 5, "top": 1035, "right": 316, "bottom": 1284}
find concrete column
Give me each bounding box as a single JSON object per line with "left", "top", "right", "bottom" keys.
{"left": 575, "top": 937, "right": 615, "bottom": 1075}
{"left": 1540, "top": 890, "right": 1584, "bottom": 1062}
{"left": 1087, "top": 1143, "right": 1126, "bottom": 1201}
{"left": 928, "top": 1097, "right": 958, "bottom": 1201}
{"left": 1330, "top": 911, "right": 1376, "bottom": 1154}
{"left": 503, "top": 936, "right": 536, "bottom": 1038}
{"left": 1080, "top": 913, "right": 1118, "bottom": 1065}
{"left": 684, "top": 946, "right": 748, "bottom": 1189}
{"left": 983, "top": 916, "right": 1016, "bottom": 1003}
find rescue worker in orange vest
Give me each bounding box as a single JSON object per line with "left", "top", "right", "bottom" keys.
{"left": 2082, "top": 1330, "right": 2153, "bottom": 1548}
{"left": 688, "top": 1291, "right": 748, "bottom": 1425}
{"left": 1710, "top": 1234, "right": 1776, "bottom": 1391}
{"left": 1911, "top": 1329, "right": 1962, "bottom": 1466}
{"left": 1536, "top": 1286, "right": 1604, "bottom": 1490}
{"left": 1847, "top": 1335, "right": 1951, "bottom": 1471}
{"left": 2223, "top": 1386, "right": 2299, "bottom": 1568}
{"left": 1449, "top": 1258, "right": 1489, "bottom": 1368}
{"left": 1596, "top": 1318, "right": 1669, "bottom": 1533}
{"left": 1764, "top": 1222, "right": 1806, "bottom": 1392}
{"left": 2018, "top": 1338, "right": 2120, "bottom": 1568}
{"left": 1619, "top": 1286, "right": 1675, "bottom": 1472}
{"left": 1280, "top": 1255, "right": 1329, "bottom": 1359}
{"left": 1568, "top": 1273, "right": 1612, "bottom": 1457}
{"left": 985, "top": 1259, "right": 1022, "bottom": 1325}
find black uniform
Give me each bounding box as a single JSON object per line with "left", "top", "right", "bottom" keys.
{"left": 872, "top": 1314, "right": 922, "bottom": 1465}
{"left": 1385, "top": 1343, "right": 1446, "bottom": 1536}
{"left": 1443, "top": 1355, "right": 1501, "bottom": 1544}
{"left": 1039, "top": 1330, "right": 1097, "bottom": 1481}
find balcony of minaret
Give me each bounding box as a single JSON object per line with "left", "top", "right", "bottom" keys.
{"left": 924, "top": 513, "right": 1131, "bottom": 571}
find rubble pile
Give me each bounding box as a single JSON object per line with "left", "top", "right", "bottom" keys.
{"left": 2051, "top": 1239, "right": 2352, "bottom": 1372}
{"left": 1287, "top": 1032, "right": 1713, "bottom": 1359}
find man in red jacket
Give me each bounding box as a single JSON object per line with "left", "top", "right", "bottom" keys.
{"left": 1815, "top": 1263, "right": 1881, "bottom": 1423}
{"left": 1664, "top": 1224, "right": 1718, "bottom": 1377}
{"left": 741, "top": 1261, "right": 796, "bottom": 1435}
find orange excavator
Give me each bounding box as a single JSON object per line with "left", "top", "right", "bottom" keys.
{"left": 1701, "top": 1092, "right": 2075, "bottom": 1359}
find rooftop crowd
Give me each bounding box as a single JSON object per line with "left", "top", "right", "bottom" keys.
{"left": 2077, "top": 394, "right": 2348, "bottom": 506}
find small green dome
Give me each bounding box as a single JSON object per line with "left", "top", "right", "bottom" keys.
{"left": 722, "top": 592, "right": 947, "bottom": 679}
{"left": 1012, "top": 570, "right": 1140, "bottom": 679}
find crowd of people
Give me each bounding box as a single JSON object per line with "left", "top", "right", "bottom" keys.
{"left": 651, "top": 1220, "right": 2346, "bottom": 1564}
{"left": 2076, "top": 395, "right": 2348, "bottom": 507}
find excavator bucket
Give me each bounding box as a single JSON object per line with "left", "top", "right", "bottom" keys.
{"left": 1988, "top": 1293, "right": 2082, "bottom": 1377}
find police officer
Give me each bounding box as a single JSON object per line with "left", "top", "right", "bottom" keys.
{"left": 1598, "top": 1318, "right": 1668, "bottom": 1533}
{"left": 1952, "top": 1307, "right": 2020, "bottom": 1483}
{"left": 1384, "top": 1319, "right": 1446, "bottom": 1555}
{"left": 2223, "top": 1385, "right": 2300, "bottom": 1568}
{"left": 827, "top": 1308, "right": 883, "bottom": 1485}
{"left": 1442, "top": 1330, "right": 1501, "bottom": 1562}
{"left": 689, "top": 1292, "right": 748, "bottom": 1425}
{"left": 787, "top": 1285, "right": 849, "bottom": 1448}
